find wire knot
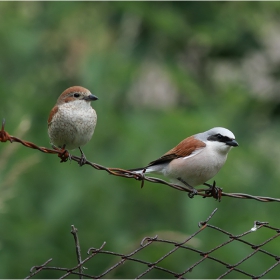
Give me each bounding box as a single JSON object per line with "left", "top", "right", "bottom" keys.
{"left": 203, "top": 181, "right": 222, "bottom": 201}
{"left": 58, "top": 149, "right": 70, "bottom": 163}
{"left": 0, "top": 119, "right": 12, "bottom": 143}
{"left": 53, "top": 145, "right": 70, "bottom": 163}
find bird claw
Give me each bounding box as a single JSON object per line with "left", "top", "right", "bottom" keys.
{"left": 79, "top": 154, "right": 87, "bottom": 166}
{"left": 78, "top": 147, "right": 87, "bottom": 166}
{"left": 177, "top": 177, "right": 197, "bottom": 198}
{"left": 188, "top": 188, "right": 198, "bottom": 199}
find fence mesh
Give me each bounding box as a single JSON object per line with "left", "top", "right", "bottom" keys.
{"left": 24, "top": 208, "right": 280, "bottom": 279}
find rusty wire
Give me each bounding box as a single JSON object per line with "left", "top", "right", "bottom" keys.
{"left": 1, "top": 118, "right": 280, "bottom": 202}
{"left": 25, "top": 208, "right": 280, "bottom": 279}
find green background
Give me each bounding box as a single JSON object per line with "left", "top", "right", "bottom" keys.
{"left": 1, "top": 2, "right": 280, "bottom": 278}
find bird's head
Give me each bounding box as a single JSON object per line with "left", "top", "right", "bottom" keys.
{"left": 57, "top": 86, "right": 98, "bottom": 106}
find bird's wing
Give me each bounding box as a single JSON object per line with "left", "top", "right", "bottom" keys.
{"left": 147, "top": 136, "right": 206, "bottom": 167}
{"left": 47, "top": 106, "right": 59, "bottom": 127}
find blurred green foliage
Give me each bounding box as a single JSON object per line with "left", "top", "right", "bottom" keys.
{"left": 1, "top": 2, "right": 280, "bottom": 278}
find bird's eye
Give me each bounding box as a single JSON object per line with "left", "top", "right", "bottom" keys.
{"left": 73, "top": 93, "right": 80, "bottom": 98}
{"left": 216, "top": 134, "right": 222, "bottom": 139}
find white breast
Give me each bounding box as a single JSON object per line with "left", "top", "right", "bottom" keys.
{"left": 161, "top": 142, "right": 230, "bottom": 187}
{"left": 48, "top": 101, "right": 97, "bottom": 150}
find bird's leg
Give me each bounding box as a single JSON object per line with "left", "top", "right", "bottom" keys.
{"left": 51, "top": 143, "right": 60, "bottom": 151}
{"left": 78, "top": 147, "right": 87, "bottom": 166}
{"left": 203, "top": 182, "right": 215, "bottom": 189}
{"left": 177, "top": 177, "right": 197, "bottom": 198}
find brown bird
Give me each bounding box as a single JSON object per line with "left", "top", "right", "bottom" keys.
{"left": 48, "top": 86, "right": 98, "bottom": 165}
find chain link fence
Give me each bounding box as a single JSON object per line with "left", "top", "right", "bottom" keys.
{"left": 25, "top": 209, "right": 280, "bottom": 279}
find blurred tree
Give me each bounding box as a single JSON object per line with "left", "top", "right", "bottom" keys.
{"left": 1, "top": 2, "right": 280, "bottom": 278}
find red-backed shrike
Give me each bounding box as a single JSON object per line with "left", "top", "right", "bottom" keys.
{"left": 48, "top": 86, "right": 98, "bottom": 165}
{"left": 130, "top": 127, "right": 238, "bottom": 190}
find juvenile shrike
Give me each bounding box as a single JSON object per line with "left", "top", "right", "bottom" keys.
{"left": 48, "top": 86, "right": 98, "bottom": 165}
{"left": 130, "top": 127, "right": 238, "bottom": 189}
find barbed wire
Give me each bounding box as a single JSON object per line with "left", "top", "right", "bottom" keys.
{"left": 24, "top": 208, "right": 280, "bottom": 279}
{"left": 1, "top": 118, "right": 280, "bottom": 203}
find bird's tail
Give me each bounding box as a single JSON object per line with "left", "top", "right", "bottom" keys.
{"left": 128, "top": 167, "right": 149, "bottom": 174}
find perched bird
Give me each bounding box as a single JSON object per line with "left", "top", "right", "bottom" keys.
{"left": 130, "top": 127, "right": 238, "bottom": 190}
{"left": 48, "top": 86, "right": 98, "bottom": 165}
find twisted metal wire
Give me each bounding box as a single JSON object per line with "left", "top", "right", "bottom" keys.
{"left": 1, "top": 119, "right": 280, "bottom": 202}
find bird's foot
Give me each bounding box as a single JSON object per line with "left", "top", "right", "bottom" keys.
{"left": 177, "top": 177, "right": 197, "bottom": 198}
{"left": 78, "top": 147, "right": 87, "bottom": 166}
{"left": 203, "top": 181, "right": 222, "bottom": 201}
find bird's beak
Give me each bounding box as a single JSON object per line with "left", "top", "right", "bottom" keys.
{"left": 226, "top": 139, "right": 239, "bottom": 147}
{"left": 83, "top": 94, "right": 98, "bottom": 101}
